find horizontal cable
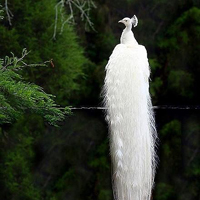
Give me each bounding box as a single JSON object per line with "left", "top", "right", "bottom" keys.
{"left": 71, "top": 107, "right": 105, "bottom": 110}
{"left": 71, "top": 105, "right": 200, "bottom": 110}
{"left": 1, "top": 105, "right": 200, "bottom": 110}
{"left": 153, "top": 105, "right": 200, "bottom": 110}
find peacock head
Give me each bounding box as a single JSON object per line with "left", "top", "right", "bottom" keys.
{"left": 118, "top": 15, "right": 138, "bottom": 28}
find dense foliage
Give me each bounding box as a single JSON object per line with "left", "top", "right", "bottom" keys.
{"left": 0, "top": 0, "right": 199, "bottom": 200}
{"left": 0, "top": 49, "right": 69, "bottom": 126}
{"left": 0, "top": 0, "right": 89, "bottom": 105}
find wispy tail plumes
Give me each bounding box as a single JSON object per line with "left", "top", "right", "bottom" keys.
{"left": 103, "top": 44, "right": 158, "bottom": 200}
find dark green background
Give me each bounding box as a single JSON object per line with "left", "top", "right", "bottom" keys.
{"left": 0, "top": 0, "right": 199, "bottom": 199}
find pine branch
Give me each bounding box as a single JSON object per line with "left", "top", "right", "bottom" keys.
{"left": 1, "top": 49, "right": 30, "bottom": 70}
{"left": 0, "top": 50, "right": 69, "bottom": 126}
{"left": 1, "top": 49, "right": 49, "bottom": 71}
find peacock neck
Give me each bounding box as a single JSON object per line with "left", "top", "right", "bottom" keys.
{"left": 120, "top": 24, "right": 138, "bottom": 46}
{"left": 125, "top": 24, "right": 132, "bottom": 32}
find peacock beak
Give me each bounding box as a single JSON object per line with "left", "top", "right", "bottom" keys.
{"left": 118, "top": 20, "right": 123, "bottom": 23}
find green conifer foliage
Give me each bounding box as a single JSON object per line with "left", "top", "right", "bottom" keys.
{"left": 0, "top": 0, "right": 88, "bottom": 105}
{"left": 157, "top": 7, "right": 200, "bottom": 104}
{"left": 0, "top": 49, "right": 69, "bottom": 126}
{"left": 1, "top": 135, "right": 42, "bottom": 200}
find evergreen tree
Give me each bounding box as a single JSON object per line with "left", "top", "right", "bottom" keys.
{"left": 0, "top": 0, "right": 89, "bottom": 105}
{"left": 0, "top": 49, "right": 69, "bottom": 126}
{"left": 0, "top": 1, "right": 84, "bottom": 199}
{"left": 0, "top": 1, "right": 200, "bottom": 200}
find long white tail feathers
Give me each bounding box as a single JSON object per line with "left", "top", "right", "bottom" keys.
{"left": 103, "top": 44, "right": 158, "bottom": 200}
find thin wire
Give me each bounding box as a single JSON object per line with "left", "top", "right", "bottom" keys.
{"left": 1, "top": 105, "right": 200, "bottom": 110}
{"left": 70, "top": 105, "right": 200, "bottom": 110}
{"left": 71, "top": 106, "right": 105, "bottom": 110}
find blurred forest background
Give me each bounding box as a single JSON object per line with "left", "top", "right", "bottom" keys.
{"left": 0, "top": 0, "right": 200, "bottom": 200}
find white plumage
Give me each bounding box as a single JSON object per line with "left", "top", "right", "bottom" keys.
{"left": 103, "top": 15, "right": 157, "bottom": 200}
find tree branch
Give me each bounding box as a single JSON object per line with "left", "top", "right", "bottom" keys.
{"left": 1, "top": 49, "right": 49, "bottom": 71}
{"left": 53, "top": 0, "right": 96, "bottom": 39}
{"left": 0, "top": 4, "right": 4, "bottom": 20}
{"left": 4, "top": 0, "right": 13, "bottom": 25}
